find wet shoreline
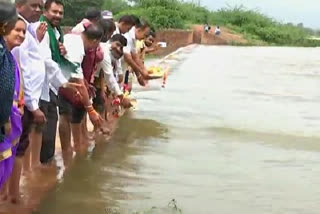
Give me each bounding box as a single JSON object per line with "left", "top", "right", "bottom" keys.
{"left": 0, "top": 46, "right": 194, "bottom": 214}
{"left": 0, "top": 115, "right": 122, "bottom": 214}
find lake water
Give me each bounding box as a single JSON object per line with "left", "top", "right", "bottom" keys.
{"left": 37, "top": 45, "right": 320, "bottom": 214}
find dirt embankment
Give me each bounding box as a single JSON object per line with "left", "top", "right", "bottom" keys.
{"left": 193, "top": 25, "right": 247, "bottom": 45}
{"left": 153, "top": 25, "right": 247, "bottom": 56}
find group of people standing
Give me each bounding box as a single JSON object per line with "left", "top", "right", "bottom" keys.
{"left": 0, "top": 0, "right": 159, "bottom": 205}
{"left": 204, "top": 23, "right": 221, "bottom": 35}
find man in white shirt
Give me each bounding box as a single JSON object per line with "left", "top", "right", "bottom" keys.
{"left": 92, "top": 19, "right": 115, "bottom": 115}
{"left": 215, "top": 25, "right": 221, "bottom": 35}
{"left": 112, "top": 15, "right": 137, "bottom": 84}
{"left": 59, "top": 23, "right": 104, "bottom": 152}
{"left": 10, "top": 0, "right": 47, "bottom": 204}
{"left": 123, "top": 19, "right": 161, "bottom": 86}
{"left": 25, "top": 0, "right": 80, "bottom": 166}
{"left": 10, "top": 0, "right": 80, "bottom": 203}
{"left": 94, "top": 34, "right": 132, "bottom": 116}
{"left": 113, "top": 15, "right": 137, "bottom": 36}
{"left": 34, "top": 0, "right": 68, "bottom": 164}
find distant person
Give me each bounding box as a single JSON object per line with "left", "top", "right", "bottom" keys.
{"left": 215, "top": 26, "right": 221, "bottom": 35}
{"left": 101, "top": 10, "right": 113, "bottom": 21}
{"left": 204, "top": 23, "right": 211, "bottom": 33}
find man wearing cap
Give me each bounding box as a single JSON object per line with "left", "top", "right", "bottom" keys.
{"left": 101, "top": 10, "right": 113, "bottom": 21}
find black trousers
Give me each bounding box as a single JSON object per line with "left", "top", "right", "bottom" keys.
{"left": 16, "top": 107, "right": 33, "bottom": 157}
{"left": 16, "top": 100, "right": 48, "bottom": 157}
{"left": 40, "top": 91, "right": 58, "bottom": 163}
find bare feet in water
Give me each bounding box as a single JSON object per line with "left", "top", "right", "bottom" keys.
{"left": 22, "top": 167, "right": 32, "bottom": 176}
{"left": 95, "top": 127, "right": 110, "bottom": 136}
{"left": 10, "top": 195, "right": 21, "bottom": 204}
{"left": 0, "top": 193, "right": 8, "bottom": 202}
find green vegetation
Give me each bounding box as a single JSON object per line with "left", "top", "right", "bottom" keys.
{"left": 209, "top": 6, "right": 320, "bottom": 46}
{"left": 115, "top": 0, "right": 201, "bottom": 29}
{"left": 61, "top": 0, "right": 320, "bottom": 47}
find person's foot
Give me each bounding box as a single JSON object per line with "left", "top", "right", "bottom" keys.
{"left": 10, "top": 195, "right": 21, "bottom": 204}
{"left": 22, "top": 167, "right": 32, "bottom": 176}
{"left": 101, "top": 127, "right": 110, "bottom": 136}
{"left": 82, "top": 141, "right": 91, "bottom": 150}
{"left": 0, "top": 193, "right": 8, "bottom": 201}
{"left": 88, "top": 131, "right": 96, "bottom": 140}
{"left": 76, "top": 146, "right": 88, "bottom": 155}
{"left": 84, "top": 133, "right": 90, "bottom": 141}
{"left": 30, "top": 162, "right": 42, "bottom": 170}
{"left": 74, "top": 145, "right": 82, "bottom": 153}
{"left": 61, "top": 150, "right": 74, "bottom": 167}
{"left": 35, "top": 163, "right": 50, "bottom": 170}
{"left": 61, "top": 146, "right": 74, "bottom": 156}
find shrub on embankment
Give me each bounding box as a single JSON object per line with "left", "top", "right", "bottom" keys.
{"left": 115, "top": 0, "right": 209, "bottom": 30}
{"left": 209, "top": 6, "right": 320, "bottom": 47}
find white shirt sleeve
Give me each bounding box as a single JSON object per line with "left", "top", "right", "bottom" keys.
{"left": 123, "top": 33, "right": 132, "bottom": 54}
{"left": 12, "top": 31, "right": 46, "bottom": 111}
{"left": 41, "top": 32, "right": 68, "bottom": 90}
{"left": 123, "top": 30, "right": 137, "bottom": 54}
{"left": 63, "top": 34, "right": 84, "bottom": 79}
{"left": 116, "top": 59, "right": 123, "bottom": 75}
{"left": 130, "top": 30, "right": 137, "bottom": 54}
{"left": 100, "top": 45, "right": 122, "bottom": 96}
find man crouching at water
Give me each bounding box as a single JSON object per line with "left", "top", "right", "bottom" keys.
{"left": 58, "top": 23, "right": 104, "bottom": 153}
{"left": 94, "top": 34, "right": 132, "bottom": 119}
{"left": 123, "top": 19, "right": 161, "bottom": 86}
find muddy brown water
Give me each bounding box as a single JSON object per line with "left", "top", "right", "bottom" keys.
{"left": 34, "top": 45, "right": 320, "bottom": 214}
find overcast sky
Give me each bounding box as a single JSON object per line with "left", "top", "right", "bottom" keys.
{"left": 192, "top": 0, "right": 320, "bottom": 29}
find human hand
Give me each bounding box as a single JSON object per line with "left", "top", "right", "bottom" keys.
{"left": 88, "top": 84, "right": 96, "bottom": 98}
{"left": 59, "top": 42, "right": 67, "bottom": 56}
{"left": 32, "top": 109, "right": 47, "bottom": 124}
{"left": 36, "top": 22, "right": 47, "bottom": 42}
{"left": 88, "top": 109, "right": 103, "bottom": 128}
{"left": 137, "top": 74, "right": 146, "bottom": 86}
{"left": 121, "top": 97, "right": 132, "bottom": 109}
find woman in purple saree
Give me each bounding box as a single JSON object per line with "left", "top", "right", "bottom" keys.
{"left": 0, "top": 2, "right": 26, "bottom": 198}
{"left": 0, "top": 55, "right": 23, "bottom": 189}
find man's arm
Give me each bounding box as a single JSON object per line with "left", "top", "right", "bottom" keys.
{"left": 124, "top": 52, "right": 162, "bottom": 81}
{"left": 12, "top": 34, "right": 47, "bottom": 123}
{"left": 116, "top": 59, "right": 124, "bottom": 84}
{"left": 14, "top": 36, "right": 44, "bottom": 112}
{"left": 63, "top": 35, "right": 102, "bottom": 127}
{"left": 124, "top": 52, "right": 144, "bottom": 78}
{"left": 124, "top": 52, "right": 146, "bottom": 86}
{"left": 132, "top": 52, "right": 146, "bottom": 72}
{"left": 99, "top": 56, "right": 131, "bottom": 108}
{"left": 144, "top": 46, "right": 158, "bottom": 54}
{"left": 100, "top": 54, "right": 122, "bottom": 96}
